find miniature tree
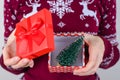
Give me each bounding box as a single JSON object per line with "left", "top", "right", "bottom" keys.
{"left": 56, "top": 36, "right": 84, "bottom": 66}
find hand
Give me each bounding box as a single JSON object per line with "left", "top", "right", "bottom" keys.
{"left": 2, "top": 30, "right": 34, "bottom": 70}
{"left": 73, "top": 33, "right": 105, "bottom": 76}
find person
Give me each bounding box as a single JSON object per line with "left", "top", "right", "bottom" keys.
{"left": 0, "top": 0, "right": 119, "bottom": 80}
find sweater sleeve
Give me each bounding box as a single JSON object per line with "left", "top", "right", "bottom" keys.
{"left": 3, "top": 0, "right": 20, "bottom": 42}
{"left": 98, "top": 0, "right": 120, "bottom": 69}
{"left": 0, "top": 0, "right": 28, "bottom": 74}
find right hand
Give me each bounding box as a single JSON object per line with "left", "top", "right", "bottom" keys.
{"left": 2, "top": 30, "right": 34, "bottom": 70}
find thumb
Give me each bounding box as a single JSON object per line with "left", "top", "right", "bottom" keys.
{"left": 28, "top": 60, "right": 34, "bottom": 68}
{"left": 2, "top": 47, "right": 11, "bottom": 60}
{"left": 6, "top": 30, "right": 16, "bottom": 46}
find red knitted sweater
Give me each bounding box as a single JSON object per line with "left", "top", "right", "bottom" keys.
{"left": 0, "top": 0, "right": 119, "bottom": 80}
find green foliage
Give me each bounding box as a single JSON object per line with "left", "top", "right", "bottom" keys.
{"left": 56, "top": 36, "right": 84, "bottom": 66}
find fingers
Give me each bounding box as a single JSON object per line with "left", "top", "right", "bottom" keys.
{"left": 73, "top": 52, "right": 103, "bottom": 76}
{"left": 4, "top": 56, "right": 20, "bottom": 66}
{"left": 5, "top": 57, "right": 34, "bottom": 70}
{"left": 73, "top": 56, "right": 101, "bottom": 76}
{"left": 73, "top": 52, "right": 98, "bottom": 76}
{"left": 73, "top": 62, "right": 98, "bottom": 76}
{"left": 73, "top": 47, "right": 102, "bottom": 76}
{"left": 28, "top": 59, "right": 34, "bottom": 68}
{"left": 3, "top": 47, "right": 34, "bottom": 69}
{"left": 11, "top": 58, "right": 31, "bottom": 69}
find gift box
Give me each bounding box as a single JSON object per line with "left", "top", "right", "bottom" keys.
{"left": 48, "top": 33, "right": 85, "bottom": 73}
{"left": 15, "top": 8, "right": 54, "bottom": 59}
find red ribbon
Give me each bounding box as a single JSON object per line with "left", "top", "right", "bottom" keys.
{"left": 16, "top": 17, "right": 45, "bottom": 53}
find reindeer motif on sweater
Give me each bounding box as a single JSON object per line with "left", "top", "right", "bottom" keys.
{"left": 79, "top": 0, "right": 99, "bottom": 26}
{"left": 24, "top": 0, "right": 41, "bottom": 18}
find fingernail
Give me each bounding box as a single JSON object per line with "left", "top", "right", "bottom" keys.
{"left": 29, "top": 61, "right": 34, "bottom": 68}
{"left": 30, "top": 64, "right": 34, "bottom": 68}
{"left": 23, "top": 59, "right": 29, "bottom": 63}
{"left": 30, "top": 62, "right": 34, "bottom": 68}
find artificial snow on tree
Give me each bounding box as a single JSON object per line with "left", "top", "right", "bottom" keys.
{"left": 56, "top": 36, "right": 84, "bottom": 66}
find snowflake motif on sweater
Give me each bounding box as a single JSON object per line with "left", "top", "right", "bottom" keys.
{"left": 47, "top": 0, "right": 74, "bottom": 19}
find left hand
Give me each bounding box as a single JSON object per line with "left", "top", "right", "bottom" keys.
{"left": 2, "top": 30, "right": 34, "bottom": 70}
{"left": 73, "top": 33, "right": 105, "bottom": 76}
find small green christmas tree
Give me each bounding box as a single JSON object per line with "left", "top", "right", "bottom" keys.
{"left": 56, "top": 36, "right": 84, "bottom": 66}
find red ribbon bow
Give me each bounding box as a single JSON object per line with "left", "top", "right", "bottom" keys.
{"left": 15, "top": 17, "right": 45, "bottom": 54}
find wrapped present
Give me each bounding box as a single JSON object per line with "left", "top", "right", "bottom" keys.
{"left": 15, "top": 8, "right": 54, "bottom": 59}
{"left": 48, "top": 33, "right": 85, "bottom": 73}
